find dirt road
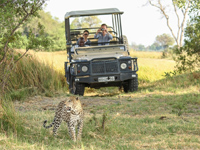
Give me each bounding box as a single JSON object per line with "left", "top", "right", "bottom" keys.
{"left": 14, "top": 93, "right": 134, "bottom": 115}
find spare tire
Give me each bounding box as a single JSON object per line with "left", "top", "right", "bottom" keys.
{"left": 123, "top": 35, "right": 129, "bottom": 51}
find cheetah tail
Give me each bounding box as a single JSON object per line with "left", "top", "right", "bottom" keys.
{"left": 43, "top": 119, "right": 55, "bottom": 128}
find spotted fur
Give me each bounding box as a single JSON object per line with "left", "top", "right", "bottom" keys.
{"left": 43, "top": 96, "right": 83, "bottom": 141}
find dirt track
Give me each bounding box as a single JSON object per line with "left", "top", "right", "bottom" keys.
{"left": 14, "top": 94, "right": 134, "bottom": 115}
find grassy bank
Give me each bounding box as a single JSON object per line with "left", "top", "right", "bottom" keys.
{"left": 6, "top": 53, "right": 67, "bottom": 100}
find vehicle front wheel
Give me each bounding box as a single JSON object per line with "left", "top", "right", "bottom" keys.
{"left": 123, "top": 78, "right": 138, "bottom": 93}
{"left": 70, "top": 80, "right": 85, "bottom": 96}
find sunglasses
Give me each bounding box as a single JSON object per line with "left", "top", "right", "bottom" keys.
{"left": 84, "top": 34, "right": 88, "bottom": 35}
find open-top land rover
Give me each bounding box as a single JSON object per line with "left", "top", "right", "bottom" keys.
{"left": 64, "top": 8, "right": 138, "bottom": 96}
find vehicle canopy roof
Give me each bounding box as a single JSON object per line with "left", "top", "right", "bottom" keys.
{"left": 65, "top": 8, "right": 124, "bottom": 19}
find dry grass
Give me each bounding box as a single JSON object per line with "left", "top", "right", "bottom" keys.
{"left": 130, "top": 50, "right": 163, "bottom": 59}
{"left": 17, "top": 49, "right": 176, "bottom": 83}
{"left": 17, "top": 49, "right": 67, "bottom": 73}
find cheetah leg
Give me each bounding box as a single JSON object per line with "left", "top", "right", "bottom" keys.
{"left": 68, "top": 122, "right": 76, "bottom": 142}
{"left": 53, "top": 118, "right": 62, "bottom": 136}
{"left": 67, "top": 122, "right": 72, "bottom": 139}
{"left": 77, "top": 120, "right": 83, "bottom": 141}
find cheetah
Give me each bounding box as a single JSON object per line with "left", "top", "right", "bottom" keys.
{"left": 43, "top": 96, "right": 83, "bottom": 141}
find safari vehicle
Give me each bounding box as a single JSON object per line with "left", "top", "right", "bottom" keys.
{"left": 64, "top": 8, "right": 138, "bottom": 96}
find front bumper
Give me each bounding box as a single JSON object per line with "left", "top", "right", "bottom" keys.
{"left": 74, "top": 72, "right": 138, "bottom": 84}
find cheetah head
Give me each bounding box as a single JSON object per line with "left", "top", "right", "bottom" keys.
{"left": 65, "top": 96, "right": 82, "bottom": 113}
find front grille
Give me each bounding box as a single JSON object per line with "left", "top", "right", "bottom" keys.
{"left": 92, "top": 60, "right": 119, "bottom": 74}
{"left": 92, "top": 61, "right": 104, "bottom": 73}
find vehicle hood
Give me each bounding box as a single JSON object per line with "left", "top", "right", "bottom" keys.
{"left": 72, "top": 45, "right": 129, "bottom": 61}
{"left": 73, "top": 52, "right": 128, "bottom": 61}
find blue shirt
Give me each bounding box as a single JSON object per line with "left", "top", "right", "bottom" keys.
{"left": 94, "top": 32, "right": 113, "bottom": 45}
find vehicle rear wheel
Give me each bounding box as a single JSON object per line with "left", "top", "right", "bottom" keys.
{"left": 123, "top": 77, "right": 138, "bottom": 93}
{"left": 70, "top": 80, "right": 85, "bottom": 96}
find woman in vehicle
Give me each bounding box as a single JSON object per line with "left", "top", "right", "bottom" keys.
{"left": 77, "top": 30, "right": 91, "bottom": 46}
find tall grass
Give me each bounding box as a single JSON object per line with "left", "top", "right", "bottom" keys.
{"left": 0, "top": 50, "right": 68, "bottom": 142}
{"left": 7, "top": 53, "right": 67, "bottom": 100}
{"left": 0, "top": 97, "right": 24, "bottom": 135}
{"left": 17, "top": 49, "right": 67, "bottom": 73}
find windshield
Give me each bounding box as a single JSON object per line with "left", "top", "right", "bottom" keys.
{"left": 75, "top": 45, "right": 126, "bottom": 54}
{"left": 68, "top": 14, "right": 123, "bottom": 47}
{"left": 72, "top": 45, "right": 129, "bottom": 61}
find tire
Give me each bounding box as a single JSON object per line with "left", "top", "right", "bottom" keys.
{"left": 123, "top": 83, "right": 129, "bottom": 93}
{"left": 123, "top": 77, "right": 138, "bottom": 93}
{"left": 70, "top": 80, "right": 85, "bottom": 96}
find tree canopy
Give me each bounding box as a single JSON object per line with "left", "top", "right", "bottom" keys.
{"left": 148, "top": 0, "right": 200, "bottom": 48}
{"left": 21, "top": 10, "right": 66, "bottom": 51}
{"left": 0, "top": 0, "right": 46, "bottom": 92}
{"left": 155, "top": 33, "right": 175, "bottom": 49}
{"left": 175, "top": 15, "right": 200, "bottom": 72}
{"left": 71, "top": 16, "right": 102, "bottom": 29}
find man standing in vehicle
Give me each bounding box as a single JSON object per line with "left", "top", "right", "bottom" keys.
{"left": 94, "top": 24, "right": 113, "bottom": 45}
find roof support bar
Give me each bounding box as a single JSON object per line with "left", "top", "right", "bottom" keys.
{"left": 114, "top": 14, "right": 118, "bottom": 42}
{"left": 65, "top": 18, "right": 72, "bottom": 62}
{"left": 119, "top": 14, "right": 123, "bottom": 44}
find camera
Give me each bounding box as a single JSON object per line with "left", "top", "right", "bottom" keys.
{"left": 101, "top": 28, "right": 105, "bottom": 31}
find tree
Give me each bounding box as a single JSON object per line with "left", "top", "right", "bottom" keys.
{"left": 175, "top": 15, "right": 200, "bottom": 72}
{"left": 71, "top": 16, "right": 102, "bottom": 29}
{"left": 149, "top": 42, "right": 162, "bottom": 51}
{"left": 138, "top": 44, "right": 146, "bottom": 51}
{"left": 0, "top": 0, "right": 46, "bottom": 92}
{"left": 155, "top": 33, "right": 175, "bottom": 49}
{"left": 148, "top": 0, "right": 194, "bottom": 48}
{"left": 21, "top": 10, "right": 66, "bottom": 51}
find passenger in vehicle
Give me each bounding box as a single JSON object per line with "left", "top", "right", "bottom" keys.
{"left": 77, "top": 30, "right": 91, "bottom": 46}
{"left": 94, "top": 24, "right": 113, "bottom": 45}
{"left": 78, "top": 37, "right": 85, "bottom": 47}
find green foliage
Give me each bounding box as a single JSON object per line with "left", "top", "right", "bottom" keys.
{"left": 155, "top": 33, "right": 175, "bottom": 49}
{"left": 163, "top": 71, "right": 177, "bottom": 77}
{"left": 0, "top": 0, "right": 46, "bottom": 92}
{"left": 21, "top": 10, "right": 66, "bottom": 51}
{"left": 175, "top": 15, "right": 200, "bottom": 73}
{"left": 173, "top": 0, "right": 187, "bottom": 9}
{"left": 71, "top": 16, "right": 102, "bottom": 29}
{"left": 189, "top": 0, "right": 200, "bottom": 14}
{"left": 130, "top": 33, "right": 175, "bottom": 51}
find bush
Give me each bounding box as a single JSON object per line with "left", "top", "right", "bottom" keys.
{"left": 174, "top": 16, "right": 200, "bottom": 73}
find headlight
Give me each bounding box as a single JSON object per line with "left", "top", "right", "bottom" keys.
{"left": 120, "top": 63, "right": 127, "bottom": 69}
{"left": 82, "top": 66, "right": 88, "bottom": 72}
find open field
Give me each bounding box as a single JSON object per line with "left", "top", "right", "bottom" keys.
{"left": 18, "top": 49, "right": 175, "bottom": 83}
{"left": 1, "top": 50, "right": 200, "bottom": 149}
{"left": 130, "top": 50, "right": 163, "bottom": 59}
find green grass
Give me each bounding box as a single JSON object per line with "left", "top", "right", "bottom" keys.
{"left": 1, "top": 51, "right": 200, "bottom": 149}
{"left": 1, "top": 89, "right": 200, "bottom": 149}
